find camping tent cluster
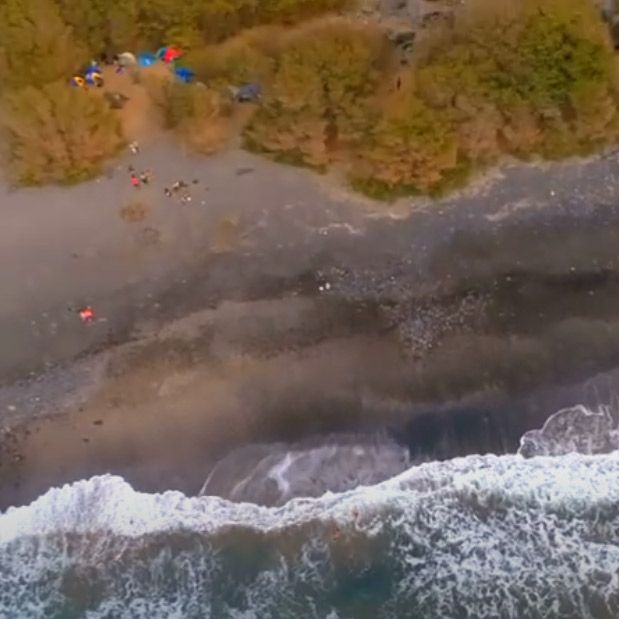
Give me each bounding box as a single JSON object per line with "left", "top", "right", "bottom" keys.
{"left": 133, "top": 46, "right": 195, "bottom": 83}
{"left": 70, "top": 45, "right": 261, "bottom": 103}
{"left": 70, "top": 46, "right": 195, "bottom": 88}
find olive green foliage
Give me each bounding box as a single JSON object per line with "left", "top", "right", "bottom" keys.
{"left": 245, "top": 0, "right": 619, "bottom": 199}
{"left": 163, "top": 81, "right": 231, "bottom": 130}
{"left": 415, "top": 0, "right": 619, "bottom": 161}
{"left": 2, "top": 81, "right": 124, "bottom": 184}
{"left": 55, "top": 0, "right": 138, "bottom": 52}
{"left": 245, "top": 21, "right": 389, "bottom": 167}
{"left": 0, "top": 0, "right": 349, "bottom": 184}
{"left": 352, "top": 86, "right": 458, "bottom": 193}
{"left": 0, "top": 0, "right": 87, "bottom": 91}
{"left": 0, "top": 0, "right": 126, "bottom": 184}
{"left": 145, "top": 73, "right": 234, "bottom": 152}
{"left": 55, "top": 0, "right": 350, "bottom": 53}
{"left": 0, "top": 0, "right": 616, "bottom": 194}
{"left": 183, "top": 32, "right": 276, "bottom": 87}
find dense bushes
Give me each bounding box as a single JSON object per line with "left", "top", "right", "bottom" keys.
{"left": 0, "top": 0, "right": 87, "bottom": 92}
{"left": 0, "top": 0, "right": 349, "bottom": 185}
{"left": 145, "top": 72, "right": 234, "bottom": 153}
{"left": 245, "top": 21, "right": 389, "bottom": 168}
{"left": 414, "top": 0, "right": 619, "bottom": 162}
{"left": 1, "top": 81, "right": 124, "bottom": 184}
{"left": 52, "top": 0, "right": 351, "bottom": 53}
{"left": 183, "top": 30, "right": 277, "bottom": 88}
{"left": 0, "top": 0, "right": 617, "bottom": 193}
{"left": 244, "top": 0, "right": 619, "bottom": 198}
{"left": 350, "top": 87, "right": 459, "bottom": 195}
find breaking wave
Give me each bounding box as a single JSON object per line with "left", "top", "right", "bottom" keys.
{"left": 1, "top": 406, "right": 619, "bottom": 619}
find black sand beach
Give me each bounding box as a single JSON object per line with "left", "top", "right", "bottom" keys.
{"left": 2, "top": 143, "right": 619, "bottom": 509}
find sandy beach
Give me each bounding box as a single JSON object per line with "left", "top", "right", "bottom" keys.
{"left": 3, "top": 139, "right": 619, "bottom": 509}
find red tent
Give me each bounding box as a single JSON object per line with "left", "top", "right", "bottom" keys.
{"left": 163, "top": 46, "right": 183, "bottom": 63}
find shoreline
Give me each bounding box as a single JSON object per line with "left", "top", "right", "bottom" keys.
{"left": 3, "top": 145, "right": 619, "bottom": 510}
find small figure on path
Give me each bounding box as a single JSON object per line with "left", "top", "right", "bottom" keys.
{"left": 164, "top": 187, "right": 172, "bottom": 197}
{"left": 130, "top": 174, "right": 140, "bottom": 188}
{"left": 78, "top": 306, "right": 95, "bottom": 324}
{"left": 139, "top": 170, "right": 151, "bottom": 185}
{"left": 129, "top": 141, "right": 140, "bottom": 155}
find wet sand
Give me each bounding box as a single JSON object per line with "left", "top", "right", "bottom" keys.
{"left": 3, "top": 144, "right": 619, "bottom": 509}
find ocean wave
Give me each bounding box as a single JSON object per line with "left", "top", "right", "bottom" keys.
{"left": 518, "top": 405, "right": 619, "bottom": 457}
{"left": 199, "top": 433, "right": 411, "bottom": 506}
{"left": 1, "top": 407, "right": 619, "bottom": 618}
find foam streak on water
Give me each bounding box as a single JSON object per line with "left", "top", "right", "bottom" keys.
{"left": 1, "top": 408, "right": 619, "bottom": 619}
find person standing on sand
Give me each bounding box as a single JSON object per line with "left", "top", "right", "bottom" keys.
{"left": 130, "top": 174, "right": 140, "bottom": 188}
{"left": 78, "top": 306, "right": 95, "bottom": 324}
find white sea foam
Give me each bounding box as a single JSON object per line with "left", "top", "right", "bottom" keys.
{"left": 1, "top": 407, "right": 618, "bottom": 618}
{"left": 1, "top": 450, "right": 617, "bottom": 542}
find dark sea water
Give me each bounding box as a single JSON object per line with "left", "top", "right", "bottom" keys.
{"left": 1, "top": 407, "right": 618, "bottom": 619}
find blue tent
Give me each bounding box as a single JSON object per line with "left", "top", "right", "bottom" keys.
{"left": 137, "top": 52, "right": 157, "bottom": 67}
{"left": 85, "top": 63, "right": 102, "bottom": 75}
{"left": 175, "top": 67, "right": 195, "bottom": 83}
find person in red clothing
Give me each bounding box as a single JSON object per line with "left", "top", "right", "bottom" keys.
{"left": 78, "top": 306, "right": 95, "bottom": 324}
{"left": 130, "top": 173, "right": 140, "bottom": 188}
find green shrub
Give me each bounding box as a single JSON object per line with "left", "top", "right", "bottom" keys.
{"left": 417, "top": 0, "right": 619, "bottom": 159}
{"left": 1, "top": 81, "right": 124, "bottom": 184}
{"left": 0, "top": 0, "right": 87, "bottom": 91}
{"left": 245, "top": 21, "right": 389, "bottom": 167}
{"left": 145, "top": 76, "right": 234, "bottom": 153}
{"left": 56, "top": 0, "right": 351, "bottom": 54}
{"left": 351, "top": 87, "right": 459, "bottom": 193}
{"left": 183, "top": 35, "right": 276, "bottom": 87}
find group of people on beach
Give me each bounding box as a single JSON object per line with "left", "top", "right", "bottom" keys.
{"left": 77, "top": 142, "right": 206, "bottom": 325}
{"left": 164, "top": 179, "right": 199, "bottom": 204}
{"left": 126, "top": 141, "right": 199, "bottom": 202}
{"left": 129, "top": 167, "right": 153, "bottom": 188}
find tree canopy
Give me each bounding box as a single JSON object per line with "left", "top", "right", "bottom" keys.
{"left": 1, "top": 81, "right": 124, "bottom": 184}
{"left": 0, "top": 0, "right": 87, "bottom": 91}
{"left": 246, "top": 0, "right": 619, "bottom": 197}
{"left": 245, "top": 21, "right": 389, "bottom": 167}
{"left": 0, "top": 0, "right": 617, "bottom": 194}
